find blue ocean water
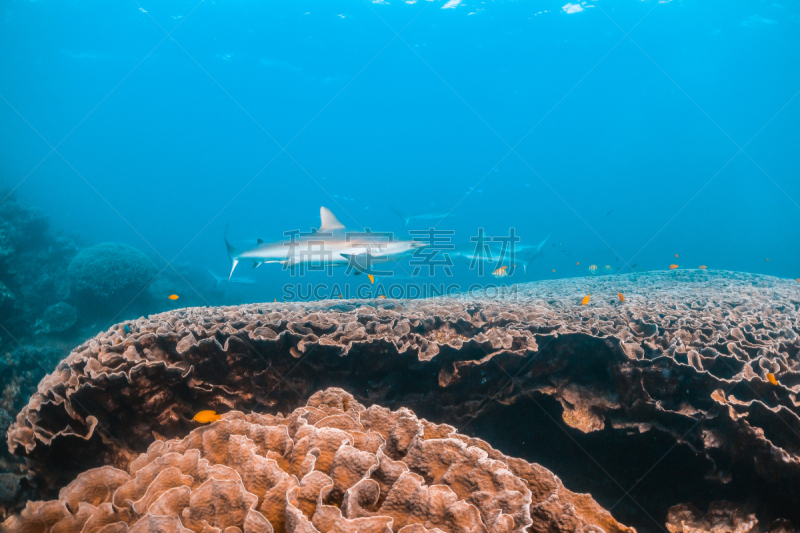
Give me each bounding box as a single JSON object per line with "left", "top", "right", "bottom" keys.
{"left": 3, "top": 2, "right": 800, "bottom": 528}
{"left": 1, "top": 0, "right": 799, "bottom": 309}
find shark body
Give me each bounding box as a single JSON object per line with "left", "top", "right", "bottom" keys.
{"left": 205, "top": 267, "right": 256, "bottom": 289}
{"left": 391, "top": 207, "right": 454, "bottom": 226}
{"left": 225, "top": 207, "right": 426, "bottom": 280}
{"left": 451, "top": 234, "right": 550, "bottom": 274}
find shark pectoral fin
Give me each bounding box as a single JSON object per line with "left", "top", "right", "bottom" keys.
{"left": 228, "top": 259, "right": 239, "bottom": 281}
{"left": 253, "top": 262, "right": 262, "bottom": 269}
{"left": 257, "top": 239, "right": 265, "bottom": 245}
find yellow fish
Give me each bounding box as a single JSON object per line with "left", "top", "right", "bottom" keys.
{"left": 367, "top": 274, "right": 375, "bottom": 284}
{"left": 193, "top": 410, "right": 221, "bottom": 424}
{"left": 766, "top": 373, "right": 778, "bottom": 386}
{"left": 168, "top": 294, "right": 179, "bottom": 300}
{"left": 618, "top": 293, "right": 625, "bottom": 302}
{"left": 492, "top": 266, "right": 509, "bottom": 278}
{"left": 581, "top": 294, "right": 590, "bottom": 305}
{"left": 604, "top": 265, "right": 612, "bottom": 272}
{"left": 669, "top": 264, "right": 679, "bottom": 270}
{"left": 588, "top": 265, "right": 597, "bottom": 273}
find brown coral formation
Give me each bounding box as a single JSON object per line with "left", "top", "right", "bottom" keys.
{"left": 666, "top": 501, "right": 795, "bottom": 533}
{"left": 2, "top": 388, "right": 632, "bottom": 533}
{"left": 6, "top": 271, "right": 800, "bottom": 529}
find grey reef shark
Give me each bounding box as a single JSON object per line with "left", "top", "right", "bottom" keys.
{"left": 225, "top": 207, "right": 427, "bottom": 280}
{"left": 451, "top": 234, "right": 550, "bottom": 274}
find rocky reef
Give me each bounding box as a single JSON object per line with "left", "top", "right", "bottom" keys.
{"left": 4, "top": 270, "right": 800, "bottom": 531}
{"left": 3, "top": 387, "right": 632, "bottom": 533}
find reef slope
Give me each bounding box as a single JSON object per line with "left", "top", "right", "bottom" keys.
{"left": 6, "top": 271, "right": 800, "bottom": 531}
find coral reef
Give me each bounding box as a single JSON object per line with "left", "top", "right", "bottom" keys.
{"left": 68, "top": 243, "right": 158, "bottom": 315}
{"left": 665, "top": 501, "right": 794, "bottom": 533}
{"left": 0, "top": 195, "right": 76, "bottom": 333}
{"left": 0, "top": 192, "right": 214, "bottom": 521}
{"left": 2, "top": 388, "right": 632, "bottom": 533}
{"left": 5, "top": 270, "right": 800, "bottom": 531}
{"left": 34, "top": 302, "right": 78, "bottom": 334}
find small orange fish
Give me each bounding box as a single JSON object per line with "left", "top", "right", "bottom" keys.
{"left": 576, "top": 262, "right": 580, "bottom": 265}
{"left": 766, "top": 373, "right": 778, "bottom": 386}
{"left": 675, "top": 254, "right": 679, "bottom": 258}
{"left": 581, "top": 294, "right": 590, "bottom": 305}
{"left": 193, "top": 410, "right": 221, "bottom": 424}
{"left": 378, "top": 295, "right": 386, "bottom": 299}
{"left": 699, "top": 265, "right": 707, "bottom": 270}
{"left": 367, "top": 274, "right": 375, "bottom": 284}
{"left": 796, "top": 278, "right": 800, "bottom": 283}
{"left": 618, "top": 293, "right": 625, "bottom": 302}
{"left": 552, "top": 269, "right": 556, "bottom": 273}
{"left": 168, "top": 294, "right": 179, "bottom": 300}
{"left": 492, "top": 266, "right": 509, "bottom": 278}
{"left": 669, "top": 264, "right": 679, "bottom": 270}
{"left": 766, "top": 258, "right": 770, "bottom": 262}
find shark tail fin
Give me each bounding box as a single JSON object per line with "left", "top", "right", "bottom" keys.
{"left": 390, "top": 207, "right": 410, "bottom": 226}
{"left": 224, "top": 225, "right": 240, "bottom": 281}
{"left": 205, "top": 267, "right": 225, "bottom": 289}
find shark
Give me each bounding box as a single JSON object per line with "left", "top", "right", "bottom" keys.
{"left": 205, "top": 267, "right": 256, "bottom": 289}
{"left": 450, "top": 234, "right": 550, "bottom": 274}
{"left": 225, "top": 207, "right": 427, "bottom": 280}
{"left": 390, "top": 206, "right": 455, "bottom": 226}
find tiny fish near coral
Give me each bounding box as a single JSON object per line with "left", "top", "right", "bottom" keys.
{"left": 581, "top": 293, "right": 590, "bottom": 305}
{"left": 618, "top": 293, "right": 625, "bottom": 302}
{"left": 492, "top": 265, "right": 509, "bottom": 278}
{"left": 192, "top": 410, "right": 221, "bottom": 423}
{"left": 168, "top": 294, "right": 179, "bottom": 300}
{"left": 767, "top": 373, "right": 778, "bottom": 386}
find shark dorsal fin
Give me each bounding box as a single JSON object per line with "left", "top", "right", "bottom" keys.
{"left": 320, "top": 207, "right": 345, "bottom": 231}
{"left": 257, "top": 238, "right": 265, "bottom": 245}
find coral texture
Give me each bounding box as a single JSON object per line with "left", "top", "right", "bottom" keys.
{"left": 68, "top": 243, "right": 158, "bottom": 311}
{"left": 2, "top": 388, "right": 631, "bottom": 533}
{"left": 34, "top": 302, "right": 78, "bottom": 334}
{"left": 665, "top": 501, "right": 794, "bottom": 533}
{"left": 6, "top": 271, "right": 800, "bottom": 529}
